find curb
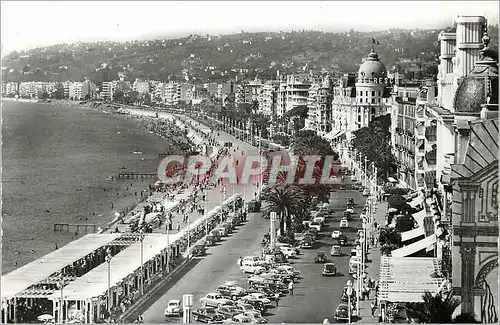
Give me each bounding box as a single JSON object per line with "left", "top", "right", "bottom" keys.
{"left": 117, "top": 257, "right": 193, "bottom": 323}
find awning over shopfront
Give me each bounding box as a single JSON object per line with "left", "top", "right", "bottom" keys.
{"left": 391, "top": 234, "right": 437, "bottom": 258}
{"left": 400, "top": 227, "right": 425, "bottom": 242}
{"left": 3, "top": 234, "right": 121, "bottom": 300}
{"left": 49, "top": 233, "right": 183, "bottom": 301}
{"left": 323, "top": 130, "right": 337, "bottom": 140}
{"left": 378, "top": 256, "right": 444, "bottom": 303}
{"left": 332, "top": 130, "right": 346, "bottom": 140}
{"left": 412, "top": 209, "right": 427, "bottom": 226}
{"left": 409, "top": 195, "right": 424, "bottom": 208}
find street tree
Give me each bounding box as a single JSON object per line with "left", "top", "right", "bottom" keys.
{"left": 405, "top": 291, "right": 460, "bottom": 323}
{"left": 351, "top": 114, "right": 396, "bottom": 179}
{"left": 261, "top": 185, "right": 305, "bottom": 235}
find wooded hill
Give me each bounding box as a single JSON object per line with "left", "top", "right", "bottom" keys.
{"left": 2, "top": 25, "right": 497, "bottom": 84}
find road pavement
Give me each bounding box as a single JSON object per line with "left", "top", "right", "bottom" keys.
{"left": 140, "top": 186, "right": 366, "bottom": 323}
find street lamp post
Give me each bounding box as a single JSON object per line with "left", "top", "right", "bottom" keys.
{"left": 166, "top": 221, "right": 170, "bottom": 273}
{"left": 59, "top": 273, "right": 65, "bottom": 324}
{"left": 139, "top": 230, "right": 145, "bottom": 296}
{"left": 106, "top": 248, "right": 112, "bottom": 313}
{"left": 346, "top": 280, "right": 353, "bottom": 324}
{"left": 364, "top": 156, "right": 368, "bottom": 188}
{"left": 356, "top": 244, "right": 362, "bottom": 316}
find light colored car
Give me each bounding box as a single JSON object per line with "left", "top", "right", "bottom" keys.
{"left": 200, "top": 293, "right": 234, "bottom": 308}
{"left": 164, "top": 299, "right": 183, "bottom": 317}
{"left": 235, "top": 303, "right": 258, "bottom": 313}
{"left": 223, "top": 315, "right": 252, "bottom": 323}
{"left": 279, "top": 246, "right": 297, "bottom": 258}
{"left": 275, "top": 243, "right": 300, "bottom": 254}
{"left": 242, "top": 293, "right": 272, "bottom": 306}
{"left": 240, "top": 310, "right": 268, "bottom": 323}
{"left": 362, "top": 189, "right": 370, "bottom": 196}
{"left": 275, "top": 265, "right": 302, "bottom": 278}
{"left": 331, "top": 230, "right": 342, "bottom": 239}
{"left": 345, "top": 207, "right": 354, "bottom": 214}
{"left": 240, "top": 262, "right": 266, "bottom": 274}
{"left": 340, "top": 219, "right": 349, "bottom": 228}
{"left": 242, "top": 256, "right": 271, "bottom": 267}
{"left": 309, "top": 221, "right": 322, "bottom": 232}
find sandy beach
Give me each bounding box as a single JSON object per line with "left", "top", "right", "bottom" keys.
{"left": 2, "top": 100, "right": 191, "bottom": 274}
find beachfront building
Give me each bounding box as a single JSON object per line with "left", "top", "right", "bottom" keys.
{"left": 329, "top": 48, "right": 393, "bottom": 145}
{"left": 257, "top": 81, "right": 277, "bottom": 116}
{"left": 305, "top": 83, "right": 320, "bottom": 131}
{"left": 390, "top": 82, "right": 420, "bottom": 189}
{"left": 132, "top": 79, "right": 151, "bottom": 95}
{"left": 69, "top": 82, "right": 84, "bottom": 100}
{"left": 447, "top": 24, "right": 498, "bottom": 321}
{"left": 180, "top": 84, "right": 195, "bottom": 103}
{"left": 2, "top": 82, "right": 19, "bottom": 96}
{"left": 101, "top": 81, "right": 117, "bottom": 101}
{"left": 164, "top": 81, "right": 181, "bottom": 106}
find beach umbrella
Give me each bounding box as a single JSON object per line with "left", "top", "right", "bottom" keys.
{"left": 37, "top": 314, "right": 54, "bottom": 322}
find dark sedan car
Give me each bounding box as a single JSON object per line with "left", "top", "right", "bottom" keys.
{"left": 192, "top": 307, "right": 224, "bottom": 323}
{"left": 337, "top": 234, "right": 349, "bottom": 246}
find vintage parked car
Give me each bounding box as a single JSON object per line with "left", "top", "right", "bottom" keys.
{"left": 279, "top": 246, "right": 297, "bottom": 258}
{"left": 206, "top": 235, "right": 217, "bottom": 246}
{"left": 222, "top": 315, "right": 252, "bottom": 323}
{"left": 215, "top": 226, "right": 229, "bottom": 237}
{"left": 216, "top": 305, "right": 240, "bottom": 319}
{"left": 217, "top": 284, "right": 248, "bottom": 300}
{"left": 334, "top": 304, "right": 352, "bottom": 322}
{"left": 237, "top": 297, "right": 266, "bottom": 313}
{"left": 240, "top": 311, "right": 268, "bottom": 323}
{"left": 275, "top": 243, "right": 300, "bottom": 254}
{"left": 315, "top": 251, "right": 328, "bottom": 263}
{"left": 192, "top": 244, "right": 206, "bottom": 257}
{"left": 200, "top": 293, "right": 234, "bottom": 308}
{"left": 331, "top": 245, "right": 343, "bottom": 256}
{"left": 309, "top": 221, "right": 322, "bottom": 232}
{"left": 234, "top": 302, "right": 258, "bottom": 314}
{"left": 241, "top": 293, "right": 272, "bottom": 307}
{"left": 300, "top": 236, "right": 315, "bottom": 249}
{"left": 275, "top": 265, "right": 302, "bottom": 278}
{"left": 337, "top": 234, "right": 349, "bottom": 246}
{"left": 164, "top": 299, "right": 183, "bottom": 317}
{"left": 322, "top": 262, "right": 337, "bottom": 276}
{"left": 192, "top": 307, "right": 224, "bottom": 323}
{"left": 240, "top": 262, "right": 266, "bottom": 274}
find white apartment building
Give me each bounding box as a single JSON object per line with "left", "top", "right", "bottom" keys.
{"left": 69, "top": 82, "right": 84, "bottom": 100}
{"left": 164, "top": 82, "right": 181, "bottom": 106}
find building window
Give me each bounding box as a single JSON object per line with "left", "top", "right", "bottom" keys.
{"left": 461, "top": 190, "right": 476, "bottom": 222}
{"left": 371, "top": 98, "right": 375, "bottom": 103}
{"left": 372, "top": 91, "right": 375, "bottom": 96}
{"left": 357, "top": 115, "right": 361, "bottom": 123}
{"left": 366, "top": 91, "right": 368, "bottom": 96}
{"left": 378, "top": 98, "right": 381, "bottom": 103}
{"left": 371, "top": 107, "right": 376, "bottom": 114}
{"left": 360, "top": 98, "right": 363, "bottom": 103}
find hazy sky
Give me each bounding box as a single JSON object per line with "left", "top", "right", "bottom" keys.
{"left": 1, "top": 1, "right": 498, "bottom": 54}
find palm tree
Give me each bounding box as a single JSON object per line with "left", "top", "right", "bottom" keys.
{"left": 261, "top": 185, "right": 305, "bottom": 235}
{"left": 405, "top": 291, "right": 460, "bottom": 323}
{"left": 378, "top": 227, "right": 402, "bottom": 255}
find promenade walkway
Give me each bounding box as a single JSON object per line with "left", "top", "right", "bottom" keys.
{"left": 357, "top": 200, "right": 388, "bottom": 323}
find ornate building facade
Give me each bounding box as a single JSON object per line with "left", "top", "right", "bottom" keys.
{"left": 449, "top": 28, "right": 498, "bottom": 322}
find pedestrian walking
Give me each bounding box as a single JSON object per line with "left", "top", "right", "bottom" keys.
{"left": 371, "top": 301, "right": 377, "bottom": 316}
{"left": 177, "top": 222, "right": 181, "bottom": 232}
{"left": 288, "top": 280, "right": 294, "bottom": 295}
{"left": 274, "top": 293, "right": 280, "bottom": 307}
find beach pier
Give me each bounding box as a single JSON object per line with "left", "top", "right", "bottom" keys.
{"left": 53, "top": 223, "right": 98, "bottom": 233}
{"left": 117, "top": 172, "right": 157, "bottom": 180}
